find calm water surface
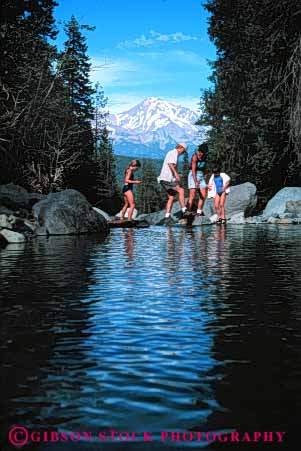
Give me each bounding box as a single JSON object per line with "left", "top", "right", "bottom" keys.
{"left": 0, "top": 225, "right": 301, "bottom": 450}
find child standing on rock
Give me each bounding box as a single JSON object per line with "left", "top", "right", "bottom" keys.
{"left": 120, "top": 160, "right": 142, "bottom": 221}
{"left": 208, "top": 165, "right": 231, "bottom": 224}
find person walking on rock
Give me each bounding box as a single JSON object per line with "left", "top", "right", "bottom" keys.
{"left": 158, "top": 143, "right": 189, "bottom": 224}
{"left": 187, "top": 143, "right": 208, "bottom": 216}
{"left": 120, "top": 160, "right": 142, "bottom": 221}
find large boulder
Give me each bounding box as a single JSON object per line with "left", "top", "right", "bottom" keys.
{"left": 33, "top": 189, "right": 109, "bottom": 235}
{"left": 0, "top": 229, "right": 26, "bottom": 243}
{"left": 0, "top": 183, "right": 44, "bottom": 211}
{"left": 0, "top": 213, "right": 36, "bottom": 234}
{"left": 263, "top": 188, "right": 301, "bottom": 219}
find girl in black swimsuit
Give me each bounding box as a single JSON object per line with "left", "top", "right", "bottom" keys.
{"left": 120, "top": 160, "right": 142, "bottom": 221}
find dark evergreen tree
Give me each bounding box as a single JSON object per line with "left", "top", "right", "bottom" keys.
{"left": 0, "top": 0, "right": 60, "bottom": 187}
{"left": 199, "top": 0, "right": 301, "bottom": 204}
{"left": 59, "top": 15, "right": 99, "bottom": 198}
{"left": 182, "top": 151, "right": 190, "bottom": 197}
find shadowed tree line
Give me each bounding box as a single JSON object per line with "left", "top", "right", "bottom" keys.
{"left": 0, "top": 0, "right": 120, "bottom": 210}
{"left": 199, "top": 0, "right": 301, "bottom": 207}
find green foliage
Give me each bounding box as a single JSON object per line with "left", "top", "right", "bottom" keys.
{"left": 182, "top": 152, "right": 190, "bottom": 197}
{"left": 0, "top": 3, "right": 121, "bottom": 210}
{"left": 199, "top": 0, "right": 301, "bottom": 203}
{"left": 136, "top": 160, "right": 163, "bottom": 213}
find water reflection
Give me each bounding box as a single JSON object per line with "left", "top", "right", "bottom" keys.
{"left": 0, "top": 226, "right": 300, "bottom": 450}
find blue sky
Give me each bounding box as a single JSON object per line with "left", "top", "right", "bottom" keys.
{"left": 54, "top": 0, "right": 216, "bottom": 114}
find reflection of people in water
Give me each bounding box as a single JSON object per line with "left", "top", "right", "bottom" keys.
{"left": 124, "top": 228, "right": 135, "bottom": 265}
{"left": 120, "top": 159, "right": 142, "bottom": 221}
{"left": 165, "top": 227, "right": 185, "bottom": 282}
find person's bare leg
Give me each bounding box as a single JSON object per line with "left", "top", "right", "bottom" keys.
{"left": 214, "top": 195, "right": 221, "bottom": 217}
{"left": 219, "top": 192, "right": 227, "bottom": 219}
{"left": 197, "top": 188, "right": 207, "bottom": 211}
{"left": 174, "top": 186, "right": 185, "bottom": 208}
{"left": 166, "top": 194, "right": 175, "bottom": 214}
{"left": 120, "top": 195, "right": 129, "bottom": 220}
{"left": 126, "top": 191, "right": 135, "bottom": 220}
{"left": 187, "top": 189, "right": 196, "bottom": 211}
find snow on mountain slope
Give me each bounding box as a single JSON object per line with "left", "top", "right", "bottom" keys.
{"left": 108, "top": 97, "right": 207, "bottom": 158}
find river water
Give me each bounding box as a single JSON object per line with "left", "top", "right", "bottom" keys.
{"left": 0, "top": 225, "right": 300, "bottom": 450}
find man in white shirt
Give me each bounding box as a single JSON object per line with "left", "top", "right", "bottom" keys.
{"left": 158, "top": 143, "right": 188, "bottom": 223}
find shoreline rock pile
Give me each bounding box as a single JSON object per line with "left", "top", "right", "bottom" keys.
{"left": 0, "top": 184, "right": 108, "bottom": 245}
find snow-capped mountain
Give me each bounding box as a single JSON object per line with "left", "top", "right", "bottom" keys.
{"left": 108, "top": 97, "right": 206, "bottom": 159}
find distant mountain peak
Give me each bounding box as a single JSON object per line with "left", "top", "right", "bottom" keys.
{"left": 108, "top": 97, "right": 207, "bottom": 159}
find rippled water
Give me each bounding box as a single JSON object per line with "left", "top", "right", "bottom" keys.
{"left": 1, "top": 225, "right": 301, "bottom": 450}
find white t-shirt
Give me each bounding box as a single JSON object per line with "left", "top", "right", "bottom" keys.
{"left": 158, "top": 148, "right": 178, "bottom": 182}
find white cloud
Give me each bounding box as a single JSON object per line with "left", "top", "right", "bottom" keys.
{"left": 90, "top": 57, "right": 137, "bottom": 86}
{"left": 117, "top": 30, "right": 198, "bottom": 49}
{"left": 90, "top": 55, "right": 174, "bottom": 89}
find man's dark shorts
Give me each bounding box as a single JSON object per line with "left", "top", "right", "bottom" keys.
{"left": 160, "top": 180, "right": 179, "bottom": 196}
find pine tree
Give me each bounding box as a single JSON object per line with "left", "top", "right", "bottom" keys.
{"left": 59, "top": 15, "right": 98, "bottom": 197}
{"left": 182, "top": 151, "right": 190, "bottom": 197}
{"left": 0, "top": 0, "right": 60, "bottom": 187}
{"left": 199, "top": 0, "right": 301, "bottom": 203}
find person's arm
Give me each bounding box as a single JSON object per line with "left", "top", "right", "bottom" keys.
{"left": 207, "top": 174, "right": 214, "bottom": 190}
{"left": 222, "top": 174, "right": 230, "bottom": 191}
{"left": 191, "top": 156, "right": 198, "bottom": 187}
{"left": 125, "top": 169, "right": 142, "bottom": 184}
{"left": 168, "top": 163, "right": 180, "bottom": 181}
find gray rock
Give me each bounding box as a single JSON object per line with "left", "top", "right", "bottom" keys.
{"left": 209, "top": 214, "right": 219, "bottom": 223}
{"left": 286, "top": 200, "right": 301, "bottom": 214}
{"left": 292, "top": 217, "right": 301, "bottom": 224}
{"left": 115, "top": 208, "right": 138, "bottom": 220}
{"left": 0, "top": 206, "right": 14, "bottom": 216}
{"left": 35, "top": 226, "right": 48, "bottom": 236}
{"left": 245, "top": 215, "right": 265, "bottom": 224}
{"left": 33, "top": 189, "right": 109, "bottom": 235}
{"left": 263, "top": 187, "right": 301, "bottom": 218}
{"left": 0, "top": 213, "right": 37, "bottom": 235}
{"left": 92, "top": 207, "right": 111, "bottom": 221}
{"left": 0, "top": 183, "right": 44, "bottom": 211}
{"left": 0, "top": 229, "right": 26, "bottom": 243}
{"left": 227, "top": 212, "right": 246, "bottom": 224}
{"left": 267, "top": 217, "right": 279, "bottom": 224}
{"left": 191, "top": 215, "right": 212, "bottom": 226}
{"left": 0, "top": 214, "right": 14, "bottom": 229}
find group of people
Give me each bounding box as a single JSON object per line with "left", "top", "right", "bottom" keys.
{"left": 120, "top": 143, "right": 230, "bottom": 224}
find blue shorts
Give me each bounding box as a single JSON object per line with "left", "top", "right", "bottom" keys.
{"left": 188, "top": 171, "right": 207, "bottom": 190}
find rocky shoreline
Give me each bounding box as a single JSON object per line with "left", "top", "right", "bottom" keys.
{"left": 0, "top": 183, "right": 300, "bottom": 245}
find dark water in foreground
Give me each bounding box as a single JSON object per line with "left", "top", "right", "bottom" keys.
{"left": 0, "top": 225, "right": 301, "bottom": 450}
